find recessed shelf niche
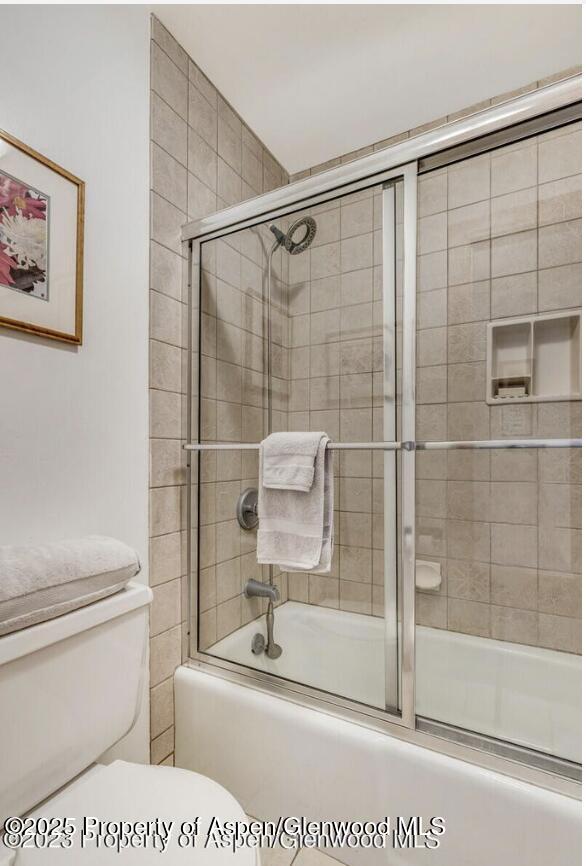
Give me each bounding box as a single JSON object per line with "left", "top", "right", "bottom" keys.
{"left": 487, "top": 310, "right": 581, "bottom": 404}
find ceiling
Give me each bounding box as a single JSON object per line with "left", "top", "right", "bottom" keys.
{"left": 154, "top": 4, "right": 581, "bottom": 174}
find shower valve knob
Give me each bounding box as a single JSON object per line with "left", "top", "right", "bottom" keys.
{"left": 236, "top": 487, "right": 259, "bottom": 530}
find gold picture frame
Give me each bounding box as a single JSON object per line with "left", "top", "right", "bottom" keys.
{"left": 0, "top": 129, "right": 84, "bottom": 344}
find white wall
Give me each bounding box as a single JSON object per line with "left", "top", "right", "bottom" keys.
{"left": 0, "top": 6, "right": 151, "bottom": 760}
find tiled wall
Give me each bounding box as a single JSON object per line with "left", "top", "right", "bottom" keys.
{"left": 283, "top": 190, "right": 388, "bottom": 617}
{"left": 413, "top": 122, "right": 581, "bottom": 654}
{"left": 149, "top": 16, "right": 287, "bottom": 763}
{"left": 283, "top": 70, "right": 581, "bottom": 655}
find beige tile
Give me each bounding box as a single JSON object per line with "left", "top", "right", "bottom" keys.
{"left": 538, "top": 263, "right": 581, "bottom": 312}
{"left": 340, "top": 477, "right": 372, "bottom": 512}
{"left": 538, "top": 174, "right": 581, "bottom": 226}
{"left": 538, "top": 129, "right": 581, "bottom": 183}
{"left": 491, "top": 272, "right": 537, "bottom": 319}
{"left": 447, "top": 559, "right": 489, "bottom": 602}
{"left": 417, "top": 327, "right": 447, "bottom": 367}
{"left": 150, "top": 531, "right": 183, "bottom": 585}
{"left": 294, "top": 849, "right": 342, "bottom": 866}
{"left": 491, "top": 523, "right": 537, "bottom": 568}
{"left": 259, "top": 841, "right": 297, "bottom": 865}
{"left": 491, "top": 229, "right": 537, "bottom": 278}
{"left": 150, "top": 677, "right": 174, "bottom": 740}
{"left": 151, "top": 92, "right": 187, "bottom": 166}
{"left": 150, "top": 487, "right": 181, "bottom": 537}
{"left": 150, "top": 439, "right": 185, "bottom": 487}
{"left": 152, "top": 143, "right": 187, "bottom": 212}
{"left": 538, "top": 571, "right": 582, "bottom": 617}
{"left": 416, "top": 480, "right": 447, "bottom": 518}
{"left": 448, "top": 240, "right": 489, "bottom": 286}
{"left": 309, "top": 574, "right": 339, "bottom": 608}
{"left": 340, "top": 545, "right": 372, "bottom": 582}
{"left": 216, "top": 596, "right": 241, "bottom": 639}
{"left": 151, "top": 42, "right": 187, "bottom": 119}
{"left": 539, "top": 483, "right": 581, "bottom": 529}
{"left": 491, "top": 606, "right": 538, "bottom": 644}
{"left": 447, "top": 362, "right": 485, "bottom": 403}
{"left": 416, "top": 517, "right": 447, "bottom": 558}
{"left": 447, "top": 322, "right": 486, "bottom": 363}
{"left": 418, "top": 171, "right": 447, "bottom": 217}
{"left": 446, "top": 480, "right": 489, "bottom": 521}
{"left": 341, "top": 268, "right": 373, "bottom": 306}
{"left": 490, "top": 449, "right": 537, "bottom": 482}
{"left": 188, "top": 84, "right": 217, "bottom": 148}
{"left": 151, "top": 288, "right": 184, "bottom": 348}
{"left": 447, "top": 402, "right": 489, "bottom": 440}
{"left": 218, "top": 158, "right": 242, "bottom": 206}
{"left": 311, "top": 275, "right": 341, "bottom": 312}
{"left": 491, "top": 187, "right": 537, "bottom": 237}
{"left": 311, "top": 242, "right": 341, "bottom": 279}
{"left": 416, "top": 404, "right": 447, "bottom": 441}
{"left": 339, "top": 339, "right": 372, "bottom": 375}
{"left": 447, "top": 520, "right": 489, "bottom": 561}
{"left": 416, "top": 592, "right": 447, "bottom": 628}
{"left": 538, "top": 526, "right": 581, "bottom": 574}
{"left": 188, "top": 127, "right": 217, "bottom": 192}
{"left": 538, "top": 219, "right": 581, "bottom": 269}
{"left": 216, "top": 557, "right": 241, "bottom": 604}
{"left": 189, "top": 61, "right": 217, "bottom": 109}
{"left": 491, "top": 143, "right": 537, "bottom": 197}
{"left": 199, "top": 566, "right": 216, "bottom": 612}
{"left": 341, "top": 233, "right": 373, "bottom": 272}
{"left": 340, "top": 373, "right": 372, "bottom": 409}
{"left": 341, "top": 198, "right": 373, "bottom": 238}
{"left": 340, "top": 580, "right": 372, "bottom": 614}
{"left": 151, "top": 240, "right": 183, "bottom": 301}
{"left": 447, "top": 156, "right": 490, "bottom": 209}
{"left": 151, "top": 192, "right": 185, "bottom": 256}
{"left": 448, "top": 598, "right": 490, "bottom": 637}
{"left": 218, "top": 116, "right": 242, "bottom": 174}
{"left": 491, "top": 565, "right": 537, "bottom": 609}
{"left": 150, "top": 625, "right": 182, "bottom": 686}
{"left": 538, "top": 613, "right": 581, "bottom": 654}
{"left": 199, "top": 608, "right": 216, "bottom": 650}
{"left": 417, "top": 250, "right": 447, "bottom": 291}
{"left": 417, "top": 212, "right": 447, "bottom": 255}
{"left": 489, "top": 481, "right": 537, "bottom": 525}
{"left": 447, "top": 450, "right": 489, "bottom": 481}
{"left": 152, "top": 17, "right": 188, "bottom": 74}
{"left": 151, "top": 726, "right": 175, "bottom": 765}
{"left": 416, "top": 365, "right": 447, "bottom": 404}
{"left": 447, "top": 281, "right": 489, "bottom": 325}
{"left": 448, "top": 200, "right": 489, "bottom": 248}
{"left": 288, "top": 572, "right": 309, "bottom": 603}
{"left": 151, "top": 579, "right": 182, "bottom": 636}
{"left": 311, "top": 308, "right": 340, "bottom": 344}
{"left": 536, "top": 402, "right": 580, "bottom": 437}
{"left": 417, "top": 288, "right": 447, "bottom": 329}
{"left": 151, "top": 389, "right": 182, "bottom": 439}
{"left": 416, "top": 450, "right": 447, "bottom": 480}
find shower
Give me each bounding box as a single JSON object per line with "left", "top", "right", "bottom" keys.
{"left": 266, "top": 216, "right": 318, "bottom": 434}
{"left": 269, "top": 216, "right": 317, "bottom": 255}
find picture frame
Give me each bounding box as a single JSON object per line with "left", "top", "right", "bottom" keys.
{"left": 0, "top": 129, "right": 84, "bottom": 344}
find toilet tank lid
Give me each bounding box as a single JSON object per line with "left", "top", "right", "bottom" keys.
{"left": 0, "top": 581, "right": 152, "bottom": 667}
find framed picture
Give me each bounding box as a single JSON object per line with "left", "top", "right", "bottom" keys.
{"left": 0, "top": 129, "right": 84, "bottom": 344}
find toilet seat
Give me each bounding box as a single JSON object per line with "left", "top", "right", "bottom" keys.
{"left": 15, "top": 761, "right": 259, "bottom": 864}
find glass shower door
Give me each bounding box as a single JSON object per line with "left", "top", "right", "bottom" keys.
{"left": 188, "top": 170, "right": 414, "bottom": 718}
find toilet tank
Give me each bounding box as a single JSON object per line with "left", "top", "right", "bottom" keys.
{"left": 0, "top": 581, "right": 152, "bottom": 825}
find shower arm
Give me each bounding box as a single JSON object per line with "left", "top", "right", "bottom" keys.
{"left": 266, "top": 239, "right": 280, "bottom": 438}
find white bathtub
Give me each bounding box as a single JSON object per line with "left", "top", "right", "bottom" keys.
{"left": 207, "top": 601, "right": 580, "bottom": 763}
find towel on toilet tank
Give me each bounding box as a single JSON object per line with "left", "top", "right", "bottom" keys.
{"left": 0, "top": 535, "right": 140, "bottom": 635}
{"left": 257, "top": 431, "right": 334, "bottom": 572}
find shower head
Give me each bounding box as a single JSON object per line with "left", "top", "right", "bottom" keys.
{"left": 269, "top": 216, "right": 317, "bottom": 255}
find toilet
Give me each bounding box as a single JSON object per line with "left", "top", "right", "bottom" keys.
{"left": 0, "top": 582, "right": 259, "bottom": 864}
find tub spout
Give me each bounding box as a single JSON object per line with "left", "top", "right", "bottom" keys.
{"left": 244, "top": 578, "right": 280, "bottom": 603}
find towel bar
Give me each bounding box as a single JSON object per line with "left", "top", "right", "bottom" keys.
{"left": 184, "top": 438, "right": 581, "bottom": 452}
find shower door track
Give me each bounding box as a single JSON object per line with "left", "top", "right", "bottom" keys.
{"left": 184, "top": 75, "right": 582, "bottom": 797}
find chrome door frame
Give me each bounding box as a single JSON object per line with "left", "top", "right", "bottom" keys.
{"left": 185, "top": 74, "right": 582, "bottom": 797}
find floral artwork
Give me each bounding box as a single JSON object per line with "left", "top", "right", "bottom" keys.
{"left": 0, "top": 170, "right": 49, "bottom": 300}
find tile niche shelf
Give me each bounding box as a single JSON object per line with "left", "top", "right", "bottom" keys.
{"left": 487, "top": 310, "right": 581, "bottom": 404}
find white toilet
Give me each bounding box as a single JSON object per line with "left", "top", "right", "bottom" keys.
{"left": 0, "top": 582, "right": 259, "bottom": 864}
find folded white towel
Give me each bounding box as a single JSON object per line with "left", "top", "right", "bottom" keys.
{"left": 257, "top": 432, "right": 334, "bottom": 573}
{"left": 0, "top": 535, "right": 140, "bottom": 636}
{"left": 261, "top": 430, "right": 325, "bottom": 492}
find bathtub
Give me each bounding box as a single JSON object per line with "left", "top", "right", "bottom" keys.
{"left": 206, "top": 600, "right": 580, "bottom": 763}
{"left": 175, "top": 602, "right": 581, "bottom": 866}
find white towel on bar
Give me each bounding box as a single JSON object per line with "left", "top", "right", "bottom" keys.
{"left": 257, "top": 432, "right": 334, "bottom": 573}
